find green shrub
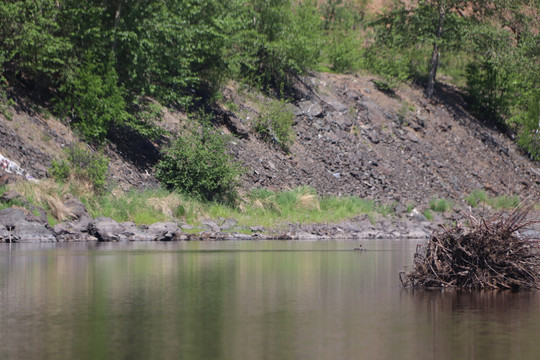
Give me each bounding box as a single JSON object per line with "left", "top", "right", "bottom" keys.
{"left": 465, "top": 190, "right": 520, "bottom": 210}
{"left": 155, "top": 122, "right": 241, "bottom": 203}
{"left": 51, "top": 144, "right": 109, "bottom": 190}
{"left": 253, "top": 99, "right": 295, "bottom": 152}
{"left": 0, "top": 76, "right": 15, "bottom": 120}
{"left": 517, "top": 91, "right": 540, "bottom": 160}
{"left": 465, "top": 190, "right": 488, "bottom": 208}
{"left": 429, "top": 198, "right": 453, "bottom": 213}
{"left": 326, "top": 31, "right": 363, "bottom": 73}
{"left": 55, "top": 56, "right": 129, "bottom": 143}
{"left": 423, "top": 209, "right": 434, "bottom": 221}
{"left": 465, "top": 61, "right": 509, "bottom": 123}
{"left": 227, "top": 0, "right": 322, "bottom": 91}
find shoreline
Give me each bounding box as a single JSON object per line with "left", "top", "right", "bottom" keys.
{"left": 0, "top": 206, "right": 438, "bottom": 243}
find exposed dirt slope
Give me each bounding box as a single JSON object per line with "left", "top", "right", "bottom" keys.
{"left": 223, "top": 72, "right": 539, "bottom": 205}
{"left": 1, "top": 72, "right": 539, "bottom": 208}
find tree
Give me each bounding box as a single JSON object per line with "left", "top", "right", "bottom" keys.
{"left": 420, "top": 0, "right": 494, "bottom": 98}
{"left": 375, "top": 1, "right": 519, "bottom": 99}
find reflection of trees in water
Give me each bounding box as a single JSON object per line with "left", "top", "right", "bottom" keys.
{"left": 403, "top": 289, "right": 540, "bottom": 359}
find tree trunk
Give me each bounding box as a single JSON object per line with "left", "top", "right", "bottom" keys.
{"left": 112, "top": 1, "right": 124, "bottom": 53}
{"left": 425, "top": 2, "right": 446, "bottom": 99}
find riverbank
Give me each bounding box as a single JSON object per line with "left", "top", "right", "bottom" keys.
{"left": 2, "top": 70, "right": 539, "bottom": 243}
{"left": 0, "top": 205, "right": 440, "bottom": 243}
{"left": 3, "top": 177, "right": 537, "bottom": 243}
{"left": 1, "top": 179, "right": 441, "bottom": 242}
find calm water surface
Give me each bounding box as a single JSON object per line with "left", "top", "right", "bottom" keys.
{"left": 0, "top": 240, "right": 539, "bottom": 360}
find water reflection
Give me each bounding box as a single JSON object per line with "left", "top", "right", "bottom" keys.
{"left": 0, "top": 241, "right": 538, "bottom": 360}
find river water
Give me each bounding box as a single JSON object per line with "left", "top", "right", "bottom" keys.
{"left": 0, "top": 240, "right": 539, "bottom": 360}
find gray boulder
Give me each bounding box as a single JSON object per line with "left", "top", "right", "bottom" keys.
{"left": 220, "top": 218, "right": 237, "bottom": 231}
{"left": 147, "top": 222, "right": 182, "bottom": 241}
{"left": 12, "top": 221, "right": 56, "bottom": 242}
{"left": 0, "top": 208, "right": 55, "bottom": 243}
{"left": 201, "top": 219, "right": 221, "bottom": 233}
{"left": 298, "top": 101, "right": 324, "bottom": 118}
{"left": 62, "top": 194, "right": 89, "bottom": 220}
{"left": 88, "top": 217, "right": 126, "bottom": 242}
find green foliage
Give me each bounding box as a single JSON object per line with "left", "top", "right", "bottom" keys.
{"left": 55, "top": 56, "right": 129, "bottom": 142}
{"left": 465, "top": 189, "right": 488, "bottom": 208}
{"left": 0, "top": 0, "right": 71, "bottom": 93}
{"left": 51, "top": 144, "right": 109, "bottom": 190}
{"left": 227, "top": 0, "right": 323, "bottom": 91}
{"left": 517, "top": 91, "right": 540, "bottom": 160}
{"left": 377, "top": 202, "right": 396, "bottom": 217}
{"left": 320, "top": 0, "right": 366, "bottom": 73}
{"left": 465, "top": 189, "right": 521, "bottom": 209}
{"left": 253, "top": 99, "right": 295, "bottom": 152}
{"left": 155, "top": 121, "right": 241, "bottom": 203}
{"left": 465, "top": 61, "right": 510, "bottom": 122}
{"left": 112, "top": 0, "right": 229, "bottom": 105}
{"left": 463, "top": 19, "right": 539, "bottom": 156}
{"left": 126, "top": 100, "right": 167, "bottom": 141}
{"left": 0, "top": 78, "right": 15, "bottom": 120}
{"left": 84, "top": 189, "right": 170, "bottom": 225}
{"left": 423, "top": 209, "right": 434, "bottom": 221}
{"left": 326, "top": 33, "right": 363, "bottom": 73}
{"left": 365, "top": 1, "right": 469, "bottom": 89}
{"left": 241, "top": 186, "right": 379, "bottom": 227}
{"left": 429, "top": 198, "right": 453, "bottom": 213}
{"left": 490, "top": 195, "right": 521, "bottom": 210}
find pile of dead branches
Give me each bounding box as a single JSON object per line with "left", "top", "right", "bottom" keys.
{"left": 401, "top": 201, "right": 540, "bottom": 290}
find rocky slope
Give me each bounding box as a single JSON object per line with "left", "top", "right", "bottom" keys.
{"left": 223, "top": 73, "right": 539, "bottom": 205}
{"left": 1, "top": 72, "right": 539, "bottom": 208}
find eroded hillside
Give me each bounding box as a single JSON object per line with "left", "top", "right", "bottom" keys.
{"left": 1, "top": 72, "right": 539, "bottom": 207}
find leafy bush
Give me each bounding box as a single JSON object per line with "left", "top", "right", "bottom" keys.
{"left": 253, "top": 99, "right": 295, "bottom": 152}
{"left": 51, "top": 144, "right": 109, "bottom": 190}
{"left": 326, "top": 31, "right": 363, "bottom": 73}
{"left": 465, "top": 189, "right": 488, "bottom": 208}
{"left": 0, "top": 78, "right": 15, "bottom": 120}
{"left": 227, "top": 0, "right": 322, "bottom": 91}
{"left": 517, "top": 91, "right": 540, "bottom": 160}
{"left": 429, "top": 198, "right": 453, "bottom": 213}
{"left": 155, "top": 122, "right": 241, "bottom": 203}
{"left": 465, "top": 61, "right": 509, "bottom": 122}
{"left": 55, "top": 57, "right": 129, "bottom": 143}
{"left": 320, "top": 0, "right": 366, "bottom": 73}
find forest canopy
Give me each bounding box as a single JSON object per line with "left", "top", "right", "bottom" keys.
{"left": 0, "top": 0, "right": 538, "bottom": 160}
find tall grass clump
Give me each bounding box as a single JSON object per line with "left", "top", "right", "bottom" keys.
{"left": 10, "top": 179, "right": 82, "bottom": 222}
{"left": 429, "top": 198, "right": 453, "bottom": 213}
{"left": 465, "top": 190, "right": 520, "bottom": 210}
{"left": 50, "top": 144, "right": 109, "bottom": 191}
{"left": 81, "top": 188, "right": 178, "bottom": 225}
{"left": 465, "top": 189, "right": 488, "bottom": 208}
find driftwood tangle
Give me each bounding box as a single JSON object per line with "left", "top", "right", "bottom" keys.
{"left": 401, "top": 200, "right": 540, "bottom": 290}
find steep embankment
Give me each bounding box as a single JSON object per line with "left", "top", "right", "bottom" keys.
{"left": 1, "top": 72, "right": 539, "bottom": 207}
{"left": 223, "top": 73, "right": 539, "bottom": 204}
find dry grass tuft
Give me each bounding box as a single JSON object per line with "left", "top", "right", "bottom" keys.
{"left": 148, "top": 194, "right": 181, "bottom": 218}
{"left": 12, "top": 179, "right": 83, "bottom": 221}
{"left": 297, "top": 192, "right": 320, "bottom": 211}
{"left": 45, "top": 194, "right": 75, "bottom": 221}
